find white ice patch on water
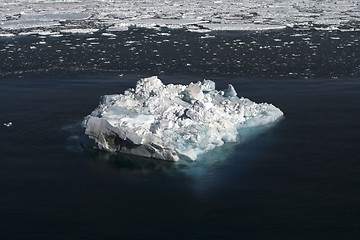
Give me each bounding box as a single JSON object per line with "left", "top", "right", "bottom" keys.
{"left": 60, "top": 28, "right": 99, "bottom": 34}
{"left": 3, "top": 121, "right": 13, "bottom": 127}
{"left": 0, "top": 33, "right": 15, "bottom": 38}
{"left": 201, "top": 23, "right": 289, "bottom": 31}
{"left": 0, "top": 12, "right": 90, "bottom": 31}
{"left": 82, "top": 76, "right": 283, "bottom": 161}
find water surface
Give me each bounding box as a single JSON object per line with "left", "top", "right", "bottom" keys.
{"left": 1, "top": 73, "right": 360, "bottom": 239}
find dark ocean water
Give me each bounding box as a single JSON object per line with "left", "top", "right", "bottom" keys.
{"left": 1, "top": 27, "right": 360, "bottom": 79}
{"left": 1, "top": 28, "right": 360, "bottom": 239}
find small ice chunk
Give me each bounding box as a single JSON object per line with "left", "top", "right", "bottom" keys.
{"left": 3, "top": 122, "right": 13, "bottom": 127}
{"left": 182, "top": 83, "right": 204, "bottom": 103}
{"left": 224, "top": 84, "right": 237, "bottom": 97}
{"left": 201, "top": 79, "right": 216, "bottom": 92}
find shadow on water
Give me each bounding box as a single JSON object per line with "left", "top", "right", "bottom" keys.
{"left": 62, "top": 117, "right": 284, "bottom": 192}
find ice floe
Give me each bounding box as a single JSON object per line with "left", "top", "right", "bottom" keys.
{"left": 1, "top": 0, "right": 359, "bottom": 35}
{"left": 83, "top": 76, "right": 283, "bottom": 161}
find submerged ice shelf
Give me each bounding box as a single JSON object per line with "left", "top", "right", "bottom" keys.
{"left": 83, "top": 76, "right": 283, "bottom": 161}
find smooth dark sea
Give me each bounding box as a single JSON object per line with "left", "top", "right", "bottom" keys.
{"left": 1, "top": 28, "right": 360, "bottom": 239}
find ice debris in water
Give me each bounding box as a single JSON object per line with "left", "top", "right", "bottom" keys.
{"left": 82, "top": 76, "right": 283, "bottom": 161}
{"left": 3, "top": 122, "right": 13, "bottom": 127}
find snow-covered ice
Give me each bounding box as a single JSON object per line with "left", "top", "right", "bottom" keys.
{"left": 83, "top": 76, "right": 283, "bottom": 161}
{"left": 1, "top": 0, "right": 359, "bottom": 36}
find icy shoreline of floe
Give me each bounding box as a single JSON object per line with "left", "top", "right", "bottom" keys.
{"left": 82, "top": 76, "right": 283, "bottom": 161}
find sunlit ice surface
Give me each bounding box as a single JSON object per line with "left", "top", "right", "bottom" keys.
{"left": 1, "top": 0, "right": 360, "bottom": 37}
{"left": 81, "top": 76, "right": 283, "bottom": 161}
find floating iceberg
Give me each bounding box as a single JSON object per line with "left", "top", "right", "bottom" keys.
{"left": 83, "top": 76, "right": 283, "bottom": 161}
